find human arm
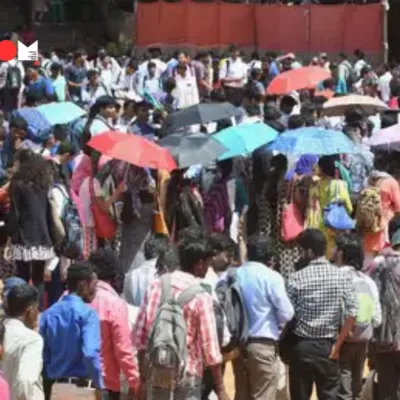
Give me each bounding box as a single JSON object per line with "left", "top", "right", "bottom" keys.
{"left": 269, "top": 273, "right": 295, "bottom": 326}
{"left": 15, "top": 335, "right": 44, "bottom": 400}
{"left": 390, "top": 179, "right": 400, "bottom": 213}
{"left": 93, "top": 179, "right": 126, "bottom": 213}
{"left": 339, "top": 180, "right": 353, "bottom": 214}
{"left": 81, "top": 309, "right": 104, "bottom": 389}
{"left": 369, "top": 278, "right": 382, "bottom": 328}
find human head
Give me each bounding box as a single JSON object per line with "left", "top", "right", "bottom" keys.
{"left": 333, "top": 232, "right": 364, "bottom": 270}
{"left": 208, "top": 233, "right": 238, "bottom": 272}
{"left": 2, "top": 277, "right": 25, "bottom": 314}
{"left": 89, "top": 248, "right": 123, "bottom": 293}
{"left": 156, "top": 246, "right": 181, "bottom": 276}
{"left": 126, "top": 59, "right": 136, "bottom": 75}
{"left": 95, "top": 95, "right": 117, "bottom": 119}
{"left": 67, "top": 262, "right": 97, "bottom": 303}
{"left": 280, "top": 95, "right": 297, "bottom": 115}
{"left": 136, "top": 101, "right": 151, "bottom": 122}
{"left": 147, "top": 61, "right": 156, "bottom": 77}
{"left": 229, "top": 44, "right": 240, "bottom": 60}
{"left": 301, "top": 101, "right": 317, "bottom": 126}
{"left": 319, "top": 52, "right": 328, "bottom": 67}
{"left": 288, "top": 114, "right": 305, "bottom": 130}
{"left": 73, "top": 49, "right": 85, "bottom": 66}
{"left": 338, "top": 52, "right": 347, "bottom": 62}
{"left": 178, "top": 236, "right": 213, "bottom": 278}
{"left": 144, "top": 233, "right": 170, "bottom": 260}
{"left": 297, "top": 228, "right": 327, "bottom": 262}
{"left": 10, "top": 116, "right": 28, "bottom": 143}
{"left": 247, "top": 235, "right": 275, "bottom": 266}
{"left": 87, "top": 69, "right": 100, "bottom": 85}
{"left": 318, "top": 155, "right": 336, "bottom": 178}
{"left": 177, "top": 51, "right": 188, "bottom": 66}
{"left": 98, "top": 47, "right": 107, "bottom": 60}
{"left": 354, "top": 49, "right": 365, "bottom": 60}
{"left": 50, "top": 62, "right": 62, "bottom": 78}
{"left": 25, "top": 62, "right": 40, "bottom": 80}
{"left": 164, "top": 78, "right": 176, "bottom": 94}
{"left": 7, "top": 284, "right": 39, "bottom": 329}
{"left": 56, "top": 141, "right": 74, "bottom": 164}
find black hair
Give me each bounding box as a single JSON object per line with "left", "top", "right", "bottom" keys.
{"left": 10, "top": 116, "right": 28, "bottom": 131}
{"left": 148, "top": 61, "right": 156, "bottom": 69}
{"left": 156, "top": 246, "right": 181, "bottom": 275}
{"left": 264, "top": 105, "right": 280, "bottom": 122}
{"left": 164, "top": 78, "right": 176, "bottom": 93}
{"left": 208, "top": 233, "right": 238, "bottom": 258}
{"left": 12, "top": 153, "right": 53, "bottom": 189}
{"left": 15, "top": 148, "right": 36, "bottom": 165}
{"left": 338, "top": 52, "right": 347, "bottom": 60}
{"left": 280, "top": 95, "right": 297, "bottom": 111}
{"left": 297, "top": 228, "right": 327, "bottom": 258}
{"left": 144, "top": 233, "right": 170, "bottom": 260}
{"left": 354, "top": 49, "right": 365, "bottom": 60}
{"left": 322, "top": 78, "right": 335, "bottom": 90}
{"left": 318, "top": 155, "right": 336, "bottom": 178}
{"left": 178, "top": 226, "right": 206, "bottom": 242}
{"left": 335, "top": 232, "right": 364, "bottom": 270}
{"left": 288, "top": 114, "right": 305, "bottom": 130}
{"left": 25, "top": 89, "right": 43, "bottom": 106}
{"left": 178, "top": 236, "right": 213, "bottom": 272}
{"left": 229, "top": 44, "right": 238, "bottom": 53}
{"left": 89, "top": 247, "right": 122, "bottom": 282}
{"left": 67, "top": 262, "right": 95, "bottom": 293}
{"left": 247, "top": 235, "right": 275, "bottom": 264}
{"left": 7, "top": 284, "right": 38, "bottom": 318}
{"left": 87, "top": 69, "right": 99, "bottom": 80}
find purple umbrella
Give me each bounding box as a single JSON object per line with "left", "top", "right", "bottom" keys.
{"left": 368, "top": 123, "right": 400, "bottom": 151}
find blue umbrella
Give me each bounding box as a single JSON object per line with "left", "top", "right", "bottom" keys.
{"left": 37, "top": 102, "right": 86, "bottom": 126}
{"left": 268, "top": 127, "right": 360, "bottom": 155}
{"left": 214, "top": 123, "right": 278, "bottom": 160}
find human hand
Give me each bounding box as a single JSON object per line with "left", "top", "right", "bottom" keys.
{"left": 329, "top": 343, "right": 340, "bottom": 360}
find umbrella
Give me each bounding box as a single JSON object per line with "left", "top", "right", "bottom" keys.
{"left": 267, "top": 66, "right": 331, "bottom": 95}
{"left": 165, "top": 102, "right": 239, "bottom": 131}
{"left": 214, "top": 123, "right": 278, "bottom": 160}
{"left": 13, "top": 108, "right": 52, "bottom": 143}
{"left": 268, "top": 127, "right": 360, "bottom": 155}
{"left": 159, "top": 133, "right": 226, "bottom": 169}
{"left": 37, "top": 102, "right": 86, "bottom": 125}
{"left": 87, "top": 131, "right": 177, "bottom": 171}
{"left": 368, "top": 123, "right": 400, "bottom": 151}
{"left": 323, "top": 95, "right": 388, "bottom": 117}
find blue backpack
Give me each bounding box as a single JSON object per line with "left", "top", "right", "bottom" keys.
{"left": 54, "top": 186, "right": 84, "bottom": 259}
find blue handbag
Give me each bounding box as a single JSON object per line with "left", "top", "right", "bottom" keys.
{"left": 323, "top": 180, "right": 355, "bottom": 231}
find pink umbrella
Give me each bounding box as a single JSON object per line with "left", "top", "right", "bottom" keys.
{"left": 368, "top": 123, "right": 400, "bottom": 151}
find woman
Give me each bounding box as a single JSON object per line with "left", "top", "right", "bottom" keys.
{"left": 275, "top": 154, "right": 318, "bottom": 279}
{"left": 307, "top": 156, "right": 353, "bottom": 258}
{"left": 8, "top": 154, "right": 54, "bottom": 308}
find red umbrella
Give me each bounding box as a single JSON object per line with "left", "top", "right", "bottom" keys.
{"left": 267, "top": 66, "right": 331, "bottom": 95}
{"left": 87, "top": 131, "right": 177, "bottom": 171}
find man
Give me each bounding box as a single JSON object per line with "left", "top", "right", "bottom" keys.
{"left": 378, "top": 63, "right": 393, "bottom": 103}
{"left": 64, "top": 50, "right": 87, "bottom": 103}
{"left": 113, "top": 59, "right": 142, "bottom": 101}
{"left": 368, "top": 215, "right": 400, "bottom": 400}
{"left": 219, "top": 45, "right": 248, "bottom": 105}
{"left": 25, "top": 62, "right": 55, "bottom": 102}
{"left": 123, "top": 233, "right": 169, "bottom": 307}
{"left": 40, "top": 262, "right": 105, "bottom": 400}
{"left": 353, "top": 49, "right": 367, "bottom": 81}
{"left": 2, "top": 284, "right": 44, "bottom": 400}
{"left": 81, "top": 70, "right": 109, "bottom": 108}
{"left": 92, "top": 48, "right": 121, "bottom": 94}
{"left": 129, "top": 101, "right": 156, "bottom": 140}
{"left": 338, "top": 53, "right": 352, "bottom": 84}
{"left": 287, "top": 229, "right": 357, "bottom": 400}
{"left": 234, "top": 235, "right": 293, "bottom": 400}
{"left": 134, "top": 235, "right": 230, "bottom": 400}
{"left": 139, "top": 61, "right": 162, "bottom": 99}
{"left": 0, "top": 58, "right": 24, "bottom": 115}
{"left": 193, "top": 52, "right": 214, "bottom": 100}
{"left": 333, "top": 233, "right": 381, "bottom": 400}
{"left": 138, "top": 48, "right": 167, "bottom": 79}
{"left": 89, "top": 248, "right": 140, "bottom": 398}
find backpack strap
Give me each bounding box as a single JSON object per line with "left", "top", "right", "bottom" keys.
{"left": 176, "top": 284, "right": 206, "bottom": 308}
{"left": 160, "top": 274, "right": 173, "bottom": 303}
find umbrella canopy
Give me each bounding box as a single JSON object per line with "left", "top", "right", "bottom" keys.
{"left": 268, "top": 127, "right": 360, "bottom": 155}
{"left": 368, "top": 123, "right": 400, "bottom": 151}
{"left": 159, "top": 133, "right": 226, "bottom": 169}
{"left": 323, "top": 95, "right": 388, "bottom": 117}
{"left": 165, "top": 102, "right": 239, "bottom": 131}
{"left": 13, "top": 108, "right": 52, "bottom": 143}
{"left": 87, "top": 131, "right": 177, "bottom": 171}
{"left": 214, "top": 123, "right": 278, "bottom": 160}
{"left": 267, "top": 66, "right": 331, "bottom": 95}
{"left": 37, "top": 102, "right": 86, "bottom": 125}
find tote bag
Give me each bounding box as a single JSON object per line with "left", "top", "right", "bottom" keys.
{"left": 281, "top": 181, "right": 304, "bottom": 242}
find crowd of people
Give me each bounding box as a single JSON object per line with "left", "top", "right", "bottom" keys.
{"left": 0, "top": 41, "right": 400, "bottom": 400}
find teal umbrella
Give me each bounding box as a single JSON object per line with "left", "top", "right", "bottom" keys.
{"left": 214, "top": 123, "right": 278, "bottom": 160}
{"left": 37, "top": 102, "right": 86, "bottom": 126}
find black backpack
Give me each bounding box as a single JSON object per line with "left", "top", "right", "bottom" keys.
{"left": 6, "top": 65, "right": 22, "bottom": 90}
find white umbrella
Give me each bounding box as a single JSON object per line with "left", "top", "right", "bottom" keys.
{"left": 323, "top": 95, "right": 388, "bottom": 117}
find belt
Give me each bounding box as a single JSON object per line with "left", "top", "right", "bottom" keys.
{"left": 54, "top": 377, "right": 95, "bottom": 389}
{"left": 247, "top": 337, "right": 277, "bottom": 345}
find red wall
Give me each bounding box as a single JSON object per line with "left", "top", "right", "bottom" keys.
{"left": 136, "top": 3, "right": 382, "bottom": 55}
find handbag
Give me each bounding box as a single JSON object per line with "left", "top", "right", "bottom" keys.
{"left": 48, "top": 190, "right": 66, "bottom": 246}
{"left": 323, "top": 180, "right": 355, "bottom": 231}
{"left": 89, "top": 178, "right": 117, "bottom": 239}
{"left": 281, "top": 181, "right": 304, "bottom": 242}
{"left": 152, "top": 193, "right": 169, "bottom": 236}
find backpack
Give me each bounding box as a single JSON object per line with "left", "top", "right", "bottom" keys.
{"left": 356, "top": 180, "right": 383, "bottom": 233}
{"left": 215, "top": 268, "right": 248, "bottom": 353}
{"left": 5, "top": 65, "right": 22, "bottom": 90}
{"left": 145, "top": 275, "right": 207, "bottom": 389}
{"left": 54, "top": 186, "right": 84, "bottom": 259}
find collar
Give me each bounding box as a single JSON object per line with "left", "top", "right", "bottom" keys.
{"left": 5, "top": 318, "right": 25, "bottom": 328}
{"left": 308, "top": 257, "right": 330, "bottom": 266}
{"left": 96, "top": 280, "right": 119, "bottom": 297}
{"left": 63, "top": 293, "right": 85, "bottom": 303}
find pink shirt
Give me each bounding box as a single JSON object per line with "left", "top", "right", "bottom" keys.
{"left": 90, "top": 281, "right": 139, "bottom": 392}
{"left": 0, "top": 372, "right": 10, "bottom": 400}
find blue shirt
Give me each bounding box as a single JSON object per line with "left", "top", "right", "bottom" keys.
{"left": 236, "top": 262, "right": 294, "bottom": 340}
{"left": 39, "top": 294, "right": 104, "bottom": 388}
{"left": 65, "top": 64, "right": 87, "bottom": 100}
{"left": 27, "top": 76, "right": 55, "bottom": 99}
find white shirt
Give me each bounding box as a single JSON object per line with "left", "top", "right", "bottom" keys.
{"left": 353, "top": 59, "right": 367, "bottom": 80}
{"left": 219, "top": 57, "right": 248, "bottom": 88}
{"left": 173, "top": 68, "right": 200, "bottom": 109}
{"left": 140, "top": 75, "right": 162, "bottom": 96}
{"left": 81, "top": 84, "right": 109, "bottom": 107}
{"left": 1, "top": 319, "right": 44, "bottom": 400}
{"left": 138, "top": 58, "right": 167, "bottom": 78}
{"left": 92, "top": 57, "right": 121, "bottom": 91}
{"left": 378, "top": 71, "right": 393, "bottom": 103}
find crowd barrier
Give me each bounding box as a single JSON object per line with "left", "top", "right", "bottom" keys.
{"left": 135, "top": 3, "right": 382, "bottom": 55}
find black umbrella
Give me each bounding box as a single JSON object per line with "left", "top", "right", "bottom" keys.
{"left": 159, "top": 132, "right": 227, "bottom": 169}
{"left": 164, "top": 102, "right": 239, "bottom": 132}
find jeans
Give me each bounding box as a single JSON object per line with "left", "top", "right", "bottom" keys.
{"left": 289, "top": 337, "right": 340, "bottom": 400}
{"left": 338, "top": 341, "right": 368, "bottom": 400}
